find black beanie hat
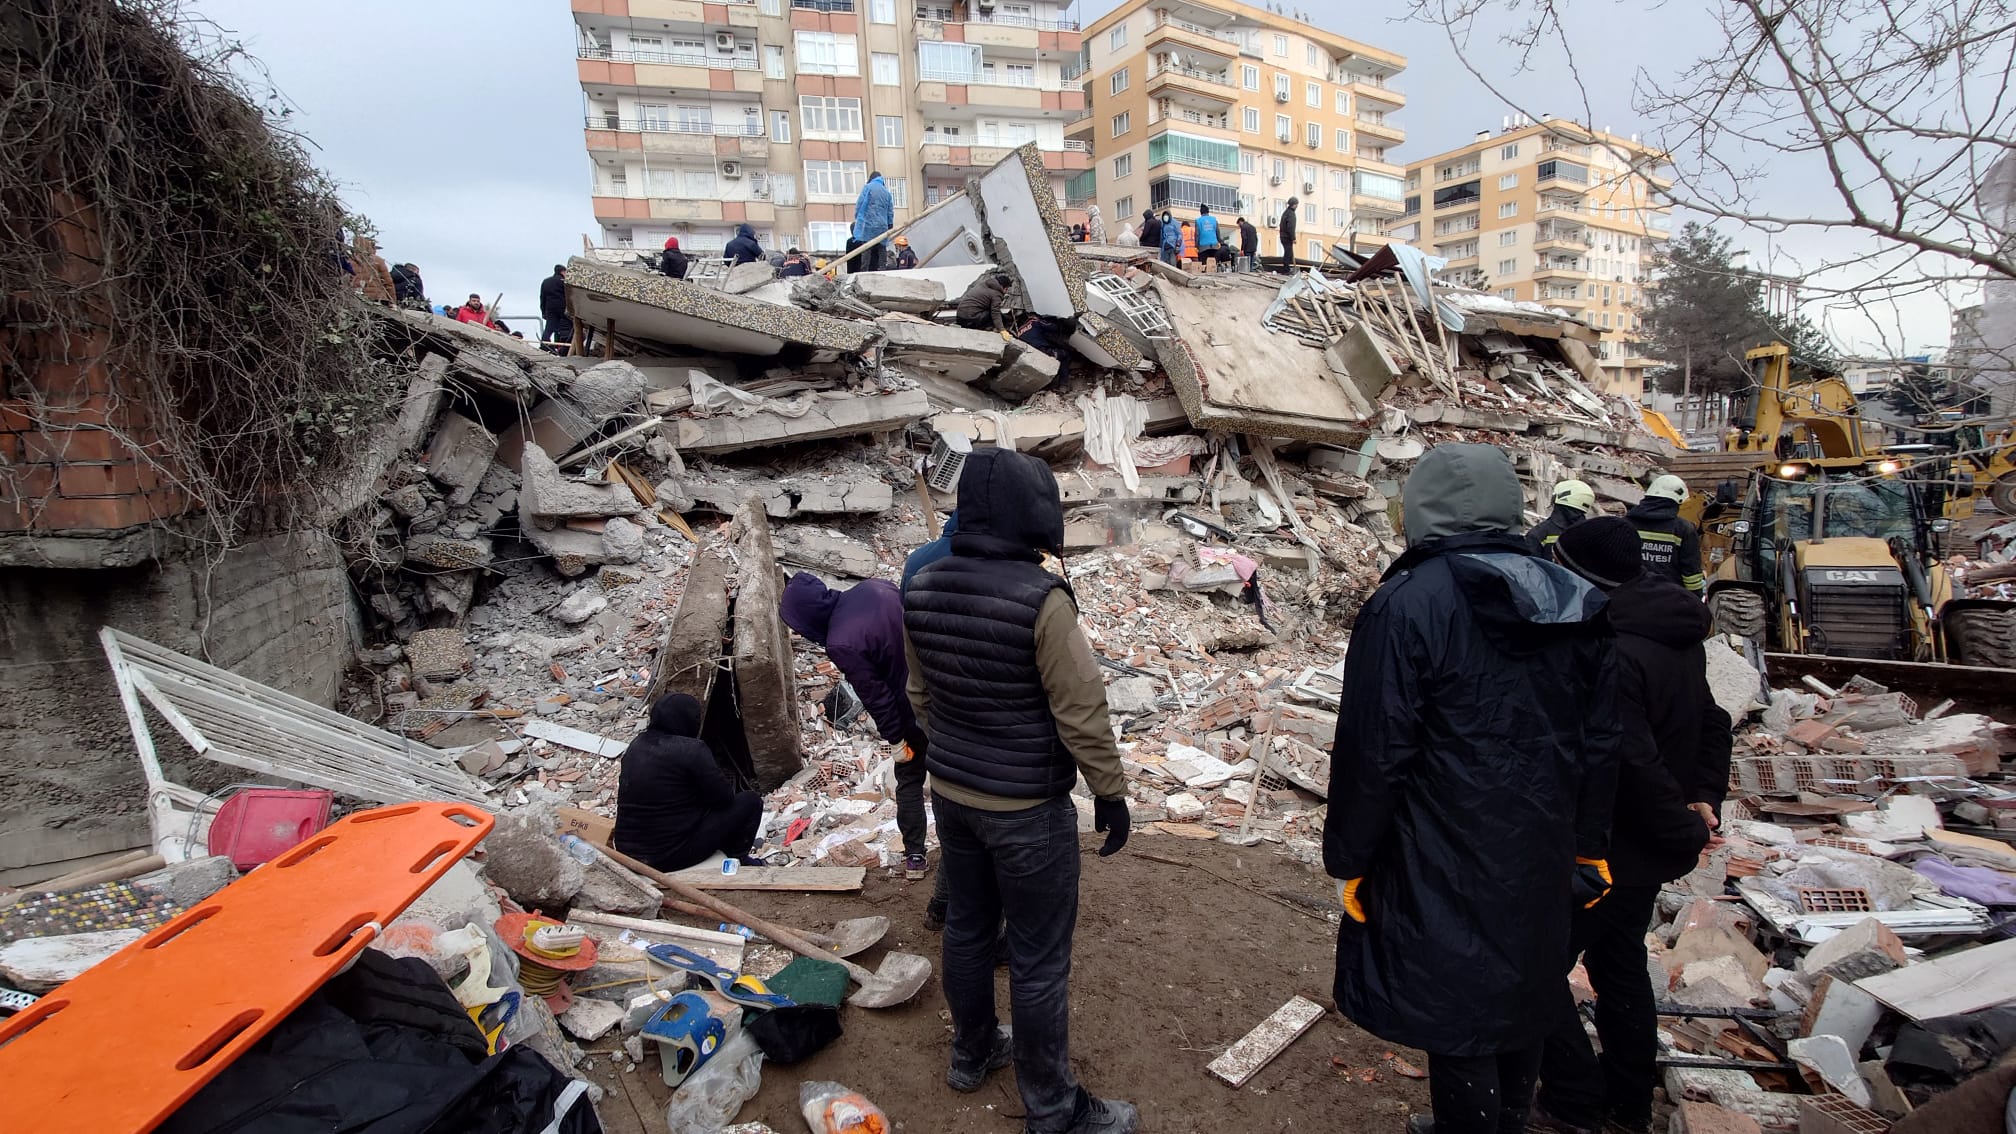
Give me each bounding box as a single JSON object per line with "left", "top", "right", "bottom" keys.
{"left": 1553, "top": 516, "right": 1644, "bottom": 589}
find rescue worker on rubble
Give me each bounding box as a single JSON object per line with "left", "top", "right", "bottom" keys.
{"left": 903, "top": 446, "right": 1138, "bottom": 1134}
{"left": 852, "top": 171, "right": 895, "bottom": 272}
{"left": 1237, "top": 216, "right": 1259, "bottom": 265}
{"left": 1626, "top": 474, "right": 1704, "bottom": 594}
{"left": 1325, "top": 442, "right": 1621, "bottom": 1134}
{"left": 612, "top": 693, "right": 765, "bottom": 871}
{"left": 659, "top": 236, "right": 690, "bottom": 280}
{"left": 1158, "top": 211, "right": 1182, "bottom": 265}
{"left": 1138, "top": 209, "right": 1162, "bottom": 253}
{"left": 955, "top": 271, "right": 1016, "bottom": 334}
{"left": 1086, "top": 204, "right": 1106, "bottom": 244}
{"left": 725, "top": 223, "right": 764, "bottom": 266}
{"left": 1194, "top": 204, "right": 1220, "bottom": 260}
{"left": 539, "top": 265, "right": 571, "bottom": 350}
{"left": 1277, "top": 197, "right": 1299, "bottom": 269}
{"left": 891, "top": 235, "right": 919, "bottom": 271}
{"left": 778, "top": 248, "right": 814, "bottom": 278}
{"left": 1534, "top": 517, "right": 1731, "bottom": 1134}
{"left": 1527, "top": 478, "right": 1596, "bottom": 556}
{"left": 779, "top": 573, "right": 929, "bottom": 881}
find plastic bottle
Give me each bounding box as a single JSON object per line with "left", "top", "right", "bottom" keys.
{"left": 558, "top": 834, "right": 598, "bottom": 865}
{"left": 664, "top": 1030, "right": 763, "bottom": 1134}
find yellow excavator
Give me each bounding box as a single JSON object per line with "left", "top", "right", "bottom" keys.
{"left": 1890, "top": 415, "right": 2016, "bottom": 519}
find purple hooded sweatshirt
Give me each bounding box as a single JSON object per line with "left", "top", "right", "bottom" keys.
{"left": 780, "top": 573, "right": 916, "bottom": 743}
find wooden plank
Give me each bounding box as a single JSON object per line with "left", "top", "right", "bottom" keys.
{"left": 1207, "top": 995, "right": 1327, "bottom": 1087}
{"left": 1853, "top": 937, "right": 2016, "bottom": 1021}
{"left": 668, "top": 865, "right": 867, "bottom": 892}
{"left": 521, "top": 719, "right": 628, "bottom": 759}
{"left": 564, "top": 909, "right": 746, "bottom": 969}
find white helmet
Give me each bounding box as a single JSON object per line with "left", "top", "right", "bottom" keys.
{"left": 1646, "top": 474, "right": 1688, "bottom": 502}
{"left": 1551, "top": 479, "right": 1595, "bottom": 512}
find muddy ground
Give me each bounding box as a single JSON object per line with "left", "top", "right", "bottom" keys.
{"left": 583, "top": 832, "right": 1429, "bottom": 1133}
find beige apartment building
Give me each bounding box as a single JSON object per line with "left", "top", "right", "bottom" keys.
{"left": 1398, "top": 117, "right": 1675, "bottom": 398}
{"left": 571, "top": 0, "right": 1091, "bottom": 257}
{"left": 1070, "top": 0, "right": 1408, "bottom": 261}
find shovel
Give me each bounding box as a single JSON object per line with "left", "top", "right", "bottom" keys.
{"left": 606, "top": 848, "right": 931, "bottom": 1009}
{"left": 657, "top": 895, "right": 888, "bottom": 959}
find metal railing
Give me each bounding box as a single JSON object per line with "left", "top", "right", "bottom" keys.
{"left": 1148, "top": 63, "right": 1233, "bottom": 87}
{"left": 917, "top": 131, "right": 1084, "bottom": 151}
{"left": 578, "top": 46, "right": 758, "bottom": 69}
{"left": 969, "top": 12, "right": 1080, "bottom": 30}
{"left": 1152, "top": 16, "right": 1244, "bottom": 47}
{"left": 1062, "top": 138, "right": 1089, "bottom": 151}
{"left": 792, "top": 0, "right": 854, "bottom": 10}
{"left": 584, "top": 116, "right": 766, "bottom": 136}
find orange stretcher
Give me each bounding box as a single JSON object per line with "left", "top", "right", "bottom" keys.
{"left": 0, "top": 802, "right": 494, "bottom": 1133}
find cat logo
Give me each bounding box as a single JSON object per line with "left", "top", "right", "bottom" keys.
{"left": 1815, "top": 569, "right": 1885, "bottom": 584}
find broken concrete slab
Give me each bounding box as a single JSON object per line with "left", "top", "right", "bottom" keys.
{"left": 1104, "top": 676, "right": 1160, "bottom": 714}
{"left": 408, "top": 628, "right": 475, "bottom": 680}
{"left": 550, "top": 588, "right": 609, "bottom": 625}
{"left": 424, "top": 413, "right": 499, "bottom": 508}
{"left": 686, "top": 472, "right": 894, "bottom": 518}
{"left": 495, "top": 398, "right": 596, "bottom": 474}
{"left": 878, "top": 318, "right": 1010, "bottom": 384}
{"left": 406, "top": 533, "right": 495, "bottom": 572}
{"left": 566, "top": 259, "right": 874, "bottom": 358}
{"left": 0, "top": 929, "right": 146, "bottom": 993}
{"left": 1325, "top": 321, "right": 1400, "bottom": 410}
{"left": 524, "top": 522, "right": 635, "bottom": 577}
{"left": 851, "top": 273, "right": 946, "bottom": 314}
{"left": 990, "top": 347, "right": 1059, "bottom": 400}
{"left": 567, "top": 360, "right": 648, "bottom": 420}
{"left": 723, "top": 260, "right": 775, "bottom": 295}
{"left": 1800, "top": 917, "right": 1907, "bottom": 981}
{"left": 731, "top": 501, "right": 803, "bottom": 789}
{"left": 518, "top": 443, "right": 643, "bottom": 527}
{"left": 670, "top": 388, "right": 931, "bottom": 455}
{"left": 392, "top": 353, "right": 450, "bottom": 454}
{"left": 771, "top": 527, "right": 880, "bottom": 578}
{"left": 649, "top": 543, "right": 734, "bottom": 705}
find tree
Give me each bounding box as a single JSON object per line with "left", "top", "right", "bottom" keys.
{"left": 1640, "top": 223, "right": 1774, "bottom": 399}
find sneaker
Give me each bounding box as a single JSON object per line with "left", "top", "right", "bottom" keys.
{"left": 947, "top": 1026, "right": 1013, "bottom": 1093}
{"left": 905, "top": 853, "right": 928, "bottom": 881}
{"left": 1062, "top": 1097, "right": 1140, "bottom": 1134}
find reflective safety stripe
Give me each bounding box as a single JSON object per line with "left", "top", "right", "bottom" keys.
{"left": 1541, "top": 534, "right": 1560, "bottom": 546}
{"left": 1682, "top": 573, "right": 1706, "bottom": 592}
{"left": 1637, "top": 530, "right": 1683, "bottom": 544}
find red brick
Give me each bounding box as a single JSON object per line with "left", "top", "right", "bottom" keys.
{"left": 0, "top": 463, "right": 58, "bottom": 501}
{"left": 1786, "top": 720, "right": 1838, "bottom": 749}
{"left": 22, "top": 427, "right": 125, "bottom": 464}
{"left": 57, "top": 461, "right": 142, "bottom": 498}
{"left": 0, "top": 405, "right": 35, "bottom": 431}
{"left": 32, "top": 493, "right": 148, "bottom": 530}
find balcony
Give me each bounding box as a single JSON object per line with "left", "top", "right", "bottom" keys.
{"left": 578, "top": 54, "right": 764, "bottom": 95}
{"left": 1145, "top": 18, "right": 1241, "bottom": 65}
{"left": 1352, "top": 193, "right": 1406, "bottom": 215}
{"left": 1353, "top": 115, "right": 1404, "bottom": 144}
{"left": 1346, "top": 76, "right": 1405, "bottom": 109}
{"left": 1535, "top": 159, "right": 1590, "bottom": 190}
{"left": 583, "top": 116, "right": 769, "bottom": 158}
{"left": 1145, "top": 63, "right": 1237, "bottom": 110}
{"left": 1532, "top": 226, "right": 1591, "bottom": 254}
{"left": 578, "top": 47, "right": 758, "bottom": 70}
{"left": 1536, "top": 194, "right": 1587, "bottom": 216}
{"left": 1150, "top": 111, "right": 1237, "bottom": 142}
{"left": 1533, "top": 261, "right": 1589, "bottom": 282}
{"left": 918, "top": 134, "right": 1090, "bottom": 174}
{"left": 1354, "top": 155, "right": 1404, "bottom": 179}
{"left": 915, "top": 71, "right": 1084, "bottom": 114}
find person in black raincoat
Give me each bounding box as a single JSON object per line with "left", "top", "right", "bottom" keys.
{"left": 1325, "top": 443, "right": 1622, "bottom": 1134}
{"left": 612, "top": 693, "right": 764, "bottom": 871}
{"left": 1537, "top": 517, "right": 1729, "bottom": 1134}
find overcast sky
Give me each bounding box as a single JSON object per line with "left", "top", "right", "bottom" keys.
{"left": 190, "top": 0, "right": 1964, "bottom": 356}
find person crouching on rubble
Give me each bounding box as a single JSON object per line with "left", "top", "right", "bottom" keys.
{"left": 779, "top": 572, "right": 930, "bottom": 882}
{"left": 1325, "top": 442, "right": 1622, "bottom": 1134}
{"left": 612, "top": 693, "right": 765, "bottom": 871}
{"left": 1535, "top": 517, "right": 1729, "bottom": 1134}
{"left": 903, "top": 446, "right": 1138, "bottom": 1134}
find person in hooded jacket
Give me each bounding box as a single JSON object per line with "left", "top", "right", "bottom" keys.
{"left": 1527, "top": 478, "right": 1596, "bottom": 556}
{"left": 779, "top": 573, "right": 929, "bottom": 880}
{"left": 1627, "top": 474, "right": 1704, "bottom": 593}
{"left": 903, "top": 510, "right": 958, "bottom": 592}
{"left": 1194, "top": 204, "right": 1220, "bottom": 255}
{"left": 903, "top": 446, "right": 1138, "bottom": 1134}
{"left": 1086, "top": 204, "right": 1106, "bottom": 243}
{"left": 1277, "top": 197, "right": 1299, "bottom": 269}
{"left": 724, "top": 223, "right": 763, "bottom": 266}
{"left": 1326, "top": 442, "right": 1622, "bottom": 1134}
{"left": 1538, "top": 517, "right": 1729, "bottom": 1134}
{"left": 1158, "top": 211, "right": 1182, "bottom": 265}
{"left": 612, "top": 693, "right": 764, "bottom": 871}
{"left": 1138, "top": 209, "right": 1162, "bottom": 253}
{"left": 539, "top": 265, "right": 571, "bottom": 350}
{"left": 852, "top": 172, "right": 895, "bottom": 271}
{"left": 659, "top": 236, "right": 690, "bottom": 280}
{"left": 1237, "top": 216, "right": 1259, "bottom": 264}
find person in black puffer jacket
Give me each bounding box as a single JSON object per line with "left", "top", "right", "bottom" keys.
{"left": 1538, "top": 517, "right": 1731, "bottom": 1134}
{"left": 612, "top": 693, "right": 763, "bottom": 871}
{"left": 902, "top": 446, "right": 1139, "bottom": 1134}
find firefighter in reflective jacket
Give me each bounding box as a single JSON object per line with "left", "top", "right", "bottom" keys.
{"left": 1625, "top": 475, "right": 1704, "bottom": 594}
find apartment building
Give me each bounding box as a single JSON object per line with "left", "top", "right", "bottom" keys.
{"left": 1071, "top": 0, "right": 1407, "bottom": 262}
{"left": 572, "top": 0, "right": 1090, "bottom": 257}
{"left": 1398, "top": 117, "right": 1674, "bottom": 398}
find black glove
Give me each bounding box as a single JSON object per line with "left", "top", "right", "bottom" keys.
{"left": 1093, "top": 797, "right": 1130, "bottom": 857}
{"left": 902, "top": 726, "right": 929, "bottom": 764}
{"left": 1572, "top": 857, "right": 1613, "bottom": 909}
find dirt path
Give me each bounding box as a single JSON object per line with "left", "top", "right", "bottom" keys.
{"left": 584, "top": 833, "right": 1427, "bottom": 1132}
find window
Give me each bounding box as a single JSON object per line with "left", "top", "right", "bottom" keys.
{"left": 871, "top": 0, "right": 895, "bottom": 21}
{"left": 1113, "top": 153, "right": 1132, "bottom": 177}
{"left": 1330, "top": 169, "right": 1347, "bottom": 190}
{"left": 808, "top": 220, "right": 850, "bottom": 250}
{"left": 1115, "top": 194, "right": 1133, "bottom": 217}
{"left": 675, "top": 104, "right": 712, "bottom": 132}
{"left": 1273, "top": 73, "right": 1290, "bottom": 100}
{"left": 1336, "top": 90, "right": 1349, "bottom": 114}
{"left": 1498, "top": 201, "right": 1518, "bottom": 218}
{"left": 800, "top": 96, "right": 863, "bottom": 140}
{"left": 764, "top": 45, "right": 787, "bottom": 79}
{"left": 1240, "top": 151, "right": 1259, "bottom": 174}
{"left": 1353, "top": 170, "right": 1405, "bottom": 201}
{"left": 1498, "top": 230, "right": 1518, "bottom": 246}
{"left": 918, "top": 41, "right": 981, "bottom": 81}
{"left": 795, "top": 32, "right": 860, "bottom": 76}
{"left": 804, "top": 159, "right": 868, "bottom": 200}
{"left": 1500, "top": 143, "right": 1520, "bottom": 159}
{"left": 770, "top": 110, "right": 792, "bottom": 142}
{"left": 1308, "top": 238, "right": 1323, "bottom": 259}
{"left": 1272, "top": 33, "right": 1288, "bottom": 56}
{"left": 1306, "top": 121, "right": 1320, "bottom": 147}
{"left": 1500, "top": 288, "right": 1516, "bottom": 300}
{"left": 1242, "top": 64, "right": 1259, "bottom": 90}
{"left": 1306, "top": 81, "right": 1320, "bottom": 107}
{"left": 1603, "top": 285, "right": 1612, "bottom": 300}
{"left": 1498, "top": 173, "right": 1518, "bottom": 190}
{"left": 1498, "top": 258, "right": 1518, "bottom": 276}
{"left": 1306, "top": 43, "right": 1319, "bottom": 67}
{"left": 887, "top": 177, "right": 909, "bottom": 207}
{"left": 872, "top": 52, "right": 900, "bottom": 84}
{"left": 1335, "top": 128, "right": 1349, "bottom": 153}
{"left": 1274, "top": 113, "right": 1291, "bottom": 140}
{"left": 1585, "top": 283, "right": 1596, "bottom": 298}
{"left": 876, "top": 115, "right": 903, "bottom": 147}
{"left": 761, "top": 0, "right": 781, "bottom": 14}
{"left": 1272, "top": 157, "right": 1286, "bottom": 180}
{"left": 1110, "top": 68, "right": 1129, "bottom": 95}
{"left": 1111, "top": 111, "right": 1130, "bottom": 136}
{"left": 636, "top": 101, "right": 672, "bottom": 130}
{"left": 1149, "top": 131, "right": 1236, "bottom": 171}
{"left": 1241, "top": 107, "right": 1260, "bottom": 133}
{"left": 645, "top": 168, "right": 718, "bottom": 198}
{"left": 1109, "top": 24, "right": 1126, "bottom": 50}
{"left": 770, "top": 173, "right": 799, "bottom": 205}
{"left": 1329, "top": 208, "right": 1346, "bottom": 227}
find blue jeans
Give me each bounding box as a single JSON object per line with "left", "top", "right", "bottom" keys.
{"left": 1159, "top": 247, "right": 1177, "bottom": 265}
{"left": 934, "top": 791, "right": 1091, "bottom": 1133}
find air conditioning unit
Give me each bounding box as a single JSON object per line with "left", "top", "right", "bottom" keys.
{"left": 1274, "top": 90, "right": 1289, "bottom": 102}
{"left": 720, "top": 160, "right": 743, "bottom": 178}
{"left": 1269, "top": 175, "right": 1284, "bottom": 186}
{"left": 1302, "top": 180, "right": 1315, "bottom": 194}
{"left": 713, "top": 31, "right": 736, "bottom": 51}
{"left": 976, "top": 0, "right": 995, "bottom": 7}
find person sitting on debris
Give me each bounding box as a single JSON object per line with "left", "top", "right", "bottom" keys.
{"left": 779, "top": 573, "right": 930, "bottom": 881}
{"left": 852, "top": 171, "right": 895, "bottom": 272}
{"left": 1326, "top": 442, "right": 1621, "bottom": 1134}
{"left": 1538, "top": 517, "right": 1729, "bottom": 1134}
{"left": 725, "top": 223, "right": 763, "bottom": 267}
{"left": 1527, "top": 478, "right": 1596, "bottom": 555}
{"left": 612, "top": 693, "right": 765, "bottom": 872}
{"left": 955, "top": 271, "right": 1015, "bottom": 334}
{"left": 1157, "top": 211, "right": 1182, "bottom": 265}
{"left": 659, "top": 236, "right": 690, "bottom": 280}
{"left": 891, "top": 235, "right": 919, "bottom": 270}
{"left": 1238, "top": 216, "right": 1259, "bottom": 264}
{"left": 903, "top": 446, "right": 1138, "bottom": 1134}
{"left": 778, "top": 248, "right": 813, "bottom": 278}
{"left": 1627, "top": 474, "right": 1704, "bottom": 594}
{"left": 1138, "top": 209, "right": 1162, "bottom": 253}
{"left": 1086, "top": 204, "right": 1106, "bottom": 244}
{"left": 539, "top": 264, "right": 571, "bottom": 351}
{"left": 453, "top": 294, "right": 496, "bottom": 329}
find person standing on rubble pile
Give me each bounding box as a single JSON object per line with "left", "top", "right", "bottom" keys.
{"left": 1087, "top": 204, "right": 1106, "bottom": 243}
{"left": 779, "top": 572, "right": 931, "bottom": 881}
{"left": 1158, "top": 211, "right": 1182, "bottom": 265}
{"left": 659, "top": 236, "right": 690, "bottom": 280}
{"left": 903, "top": 446, "right": 1139, "bottom": 1134}
{"left": 539, "top": 265, "right": 571, "bottom": 351}
{"left": 1325, "top": 442, "right": 1622, "bottom": 1134}
{"left": 1277, "top": 198, "right": 1299, "bottom": 270}
{"left": 1626, "top": 474, "right": 1705, "bottom": 594}
{"left": 1527, "top": 479, "right": 1596, "bottom": 556}
{"left": 390, "top": 262, "right": 427, "bottom": 309}
{"left": 612, "top": 693, "right": 767, "bottom": 871}
{"left": 1138, "top": 209, "right": 1162, "bottom": 253}
{"left": 453, "top": 294, "right": 497, "bottom": 329}
{"left": 1194, "top": 204, "right": 1220, "bottom": 259}
{"left": 1536, "top": 517, "right": 1729, "bottom": 1134}
{"left": 724, "top": 223, "right": 764, "bottom": 267}
{"left": 852, "top": 171, "right": 895, "bottom": 272}
{"left": 955, "top": 271, "right": 1016, "bottom": 334}
{"left": 1237, "top": 215, "right": 1259, "bottom": 266}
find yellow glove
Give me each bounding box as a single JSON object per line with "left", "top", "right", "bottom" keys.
{"left": 999, "top": 330, "right": 1013, "bottom": 342}
{"left": 1573, "top": 857, "right": 1613, "bottom": 909}
{"left": 1338, "top": 877, "right": 1366, "bottom": 923}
